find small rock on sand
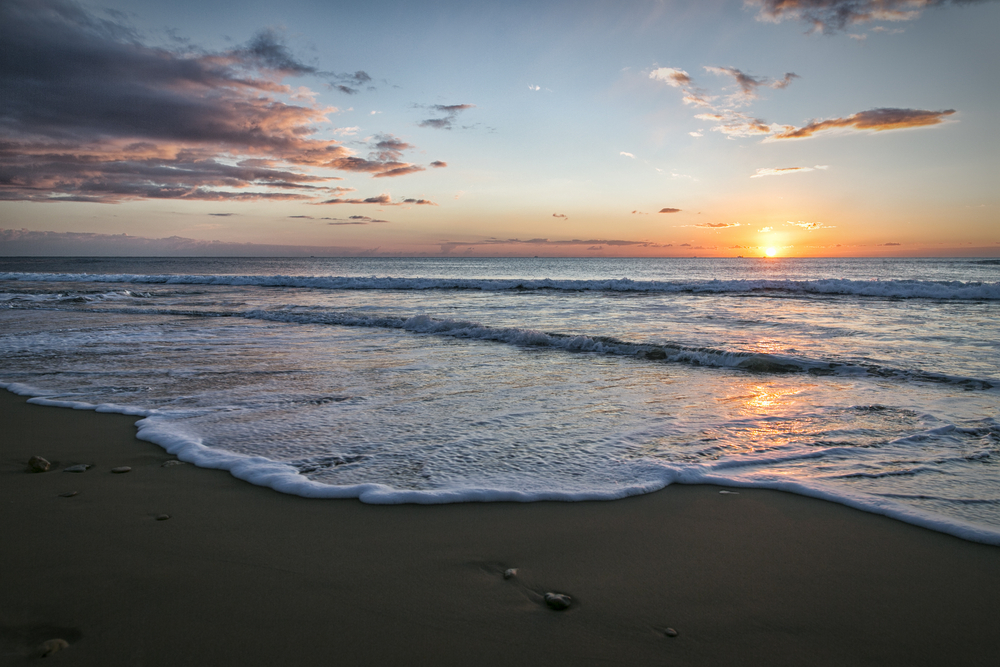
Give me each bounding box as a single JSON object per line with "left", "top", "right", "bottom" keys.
{"left": 59, "top": 491, "right": 80, "bottom": 498}
{"left": 719, "top": 490, "right": 739, "bottom": 495}
{"left": 27, "top": 456, "right": 51, "bottom": 473}
{"left": 543, "top": 592, "right": 572, "bottom": 610}
{"left": 503, "top": 568, "right": 518, "bottom": 579}
{"left": 161, "top": 460, "right": 186, "bottom": 467}
{"left": 155, "top": 514, "right": 171, "bottom": 521}
{"left": 663, "top": 627, "right": 679, "bottom": 637}
{"left": 63, "top": 464, "right": 90, "bottom": 473}
{"left": 38, "top": 638, "right": 69, "bottom": 656}
{"left": 110, "top": 466, "right": 132, "bottom": 474}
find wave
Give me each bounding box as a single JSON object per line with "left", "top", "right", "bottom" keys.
{"left": 53, "top": 304, "right": 990, "bottom": 389}
{"left": 3, "top": 271, "right": 999, "bottom": 300}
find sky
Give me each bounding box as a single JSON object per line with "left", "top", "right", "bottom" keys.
{"left": 1, "top": 0, "right": 998, "bottom": 257}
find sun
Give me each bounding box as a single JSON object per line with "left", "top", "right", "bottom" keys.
{"left": 765, "top": 247, "right": 778, "bottom": 257}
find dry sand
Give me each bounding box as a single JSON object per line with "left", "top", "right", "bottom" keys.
{"left": 2, "top": 389, "right": 999, "bottom": 666}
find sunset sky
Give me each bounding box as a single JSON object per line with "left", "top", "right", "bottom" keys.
{"left": 1, "top": 0, "right": 998, "bottom": 257}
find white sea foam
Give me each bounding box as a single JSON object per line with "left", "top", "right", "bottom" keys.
{"left": 5, "top": 379, "right": 999, "bottom": 545}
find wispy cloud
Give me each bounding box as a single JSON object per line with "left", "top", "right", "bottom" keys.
{"left": 326, "top": 215, "right": 390, "bottom": 225}
{"left": 0, "top": 0, "right": 426, "bottom": 203}
{"left": 770, "top": 108, "right": 956, "bottom": 139}
{"left": 553, "top": 213, "right": 568, "bottom": 219}
{"left": 746, "top": 0, "right": 987, "bottom": 34}
{"left": 418, "top": 104, "right": 476, "bottom": 130}
{"left": 659, "top": 207, "right": 682, "bottom": 213}
{"left": 620, "top": 151, "right": 636, "bottom": 158}
{"left": 786, "top": 220, "right": 836, "bottom": 230}
{"left": 751, "top": 165, "right": 828, "bottom": 177}
{"left": 438, "top": 237, "right": 673, "bottom": 253}
{"left": 430, "top": 161, "right": 448, "bottom": 168}
{"left": 704, "top": 66, "right": 799, "bottom": 98}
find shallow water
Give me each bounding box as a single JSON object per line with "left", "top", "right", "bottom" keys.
{"left": 1, "top": 257, "right": 998, "bottom": 542}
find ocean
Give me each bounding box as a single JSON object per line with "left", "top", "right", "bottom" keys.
{"left": 2, "top": 256, "right": 998, "bottom": 543}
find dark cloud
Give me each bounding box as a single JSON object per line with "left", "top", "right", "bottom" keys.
{"left": 0, "top": 0, "right": 421, "bottom": 203}
{"left": 705, "top": 66, "right": 799, "bottom": 96}
{"left": 659, "top": 208, "right": 682, "bottom": 213}
{"left": 208, "top": 213, "right": 236, "bottom": 217}
{"left": 553, "top": 213, "right": 568, "bottom": 219}
{"left": 430, "top": 161, "right": 448, "bottom": 168}
{"left": 314, "top": 194, "right": 438, "bottom": 206}
{"left": 418, "top": 103, "right": 476, "bottom": 130}
{"left": 748, "top": 0, "right": 988, "bottom": 34}
{"left": 772, "top": 107, "right": 956, "bottom": 139}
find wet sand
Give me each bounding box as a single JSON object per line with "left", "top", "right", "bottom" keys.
{"left": 2, "top": 389, "right": 999, "bottom": 666}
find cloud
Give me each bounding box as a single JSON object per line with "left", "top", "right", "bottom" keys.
{"left": 0, "top": 1, "right": 424, "bottom": 203}
{"left": 0, "top": 228, "right": 368, "bottom": 257}
{"left": 650, "top": 67, "right": 692, "bottom": 87}
{"left": 418, "top": 103, "right": 476, "bottom": 130}
{"left": 751, "top": 166, "right": 817, "bottom": 177}
{"left": 315, "top": 194, "right": 437, "bottom": 206}
{"left": 528, "top": 84, "right": 541, "bottom": 91}
{"left": 689, "top": 131, "right": 704, "bottom": 137}
{"left": 747, "top": 0, "right": 987, "bottom": 34}
{"left": 770, "top": 107, "right": 956, "bottom": 139}
{"left": 620, "top": 151, "right": 635, "bottom": 158}
{"left": 659, "top": 208, "right": 682, "bottom": 213}
{"left": 704, "top": 66, "right": 799, "bottom": 97}
{"left": 759, "top": 226, "right": 774, "bottom": 232}
{"left": 553, "top": 213, "right": 568, "bottom": 219}
{"left": 326, "top": 215, "right": 390, "bottom": 225}
{"left": 437, "top": 237, "right": 672, "bottom": 253}
{"left": 786, "top": 220, "right": 836, "bottom": 230}
{"left": 695, "top": 222, "right": 741, "bottom": 228}
{"left": 880, "top": 242, "right": 903, "bottom": 246}
{"left": 430, "top": 161, "right": 448, "bottom": 168}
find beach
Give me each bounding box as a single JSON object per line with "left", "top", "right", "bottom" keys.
{"left": 3, "top": 389, "right": 999, "bottom": 666}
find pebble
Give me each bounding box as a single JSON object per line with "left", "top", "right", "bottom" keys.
{"left": 63, "top": 464, "right": 90, "bottom": 473}
{"left": 543, "top": 592, "right": 572, "bottom": 610}
{"left": 719, "top": 490, "right": 740, "bottom": 495}
{"left": 27, "top": 456, "right": 51, "bottom": 473}
{"left": 110, "top": 466, "right": 132, "bottom": 474}
{"left": 38, "top": 638, "right": 69, "bottom": 657}
{"left": 59, "top": 491, "right": 80, "bottom": 498}
{"left": 161, "top": 460, "right": 186, "bottom": 467}
{"left": 503, "top": 568, "right": 518, "bottom": 579}
{"left": 155, "top": 514, "right": 171, "bottom": 521}
{"left": 663, "top": 627, "right": 679, "bottom": 638}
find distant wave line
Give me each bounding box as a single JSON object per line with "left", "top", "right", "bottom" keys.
{"left": 2, "top": 272, "right": 999, "bottom": 300}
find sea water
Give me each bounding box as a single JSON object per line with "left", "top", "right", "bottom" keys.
{"left": 1, "top": 257, "right": 998, "bottom": 543}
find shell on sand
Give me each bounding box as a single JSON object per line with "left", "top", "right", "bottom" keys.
{"left": 503, "top": 568, "right": 518, "bottom": 579}
{"left": 543, "top": 592, "right": 572, "bottom": 610}
{"left": 63, "top": 464, "right": 90, "bottom": 473}
{"left": 155, "top": 514, "right": 171, "bottom": 521}
{"left": 27, "top": 456, "right": 51, "bottom": 473}
{"left": 110, "top": 466, "right": 132, "bottom": 474}
{"left": 38, "top": 638, "right": 69, "bottom": 656}
{"left": 59, "top": 491, "right": 80, "bottom": 498}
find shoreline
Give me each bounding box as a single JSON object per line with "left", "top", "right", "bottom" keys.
{"left": 2, "top": 389, "right": 999, "bottom": 665}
